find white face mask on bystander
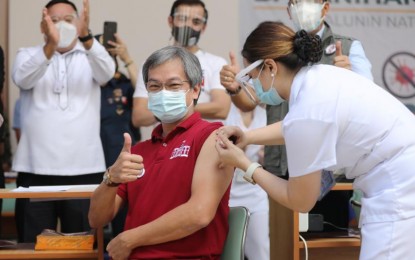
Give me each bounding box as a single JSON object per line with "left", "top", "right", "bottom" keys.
{"left": 289, "top": 2, "right": 325, "bottom": 32}
{"left": 55, "top": 21, "right": 77, "bottom": 48}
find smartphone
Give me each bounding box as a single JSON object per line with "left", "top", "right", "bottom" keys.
{"left": 103, "top": 21, "right": 117, "bottom": 48}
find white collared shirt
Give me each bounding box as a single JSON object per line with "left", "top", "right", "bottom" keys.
{"left": 12, "top": 39, "right": 115, "bottom": 175}
{"left": 283, "top": 64, "right": 415, "bottom": 224}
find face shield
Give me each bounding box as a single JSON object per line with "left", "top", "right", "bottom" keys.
{"left": 236, "top": 59, "right": 284, "bottom": 106}
{"left": 288, "top": 0, "right": 326, "bottom": 32}
{"left": 171, "top": 10, "right": 206, "bottom": 47}
{"left": 235, "top": 60, "right": 264, "bottom": 104}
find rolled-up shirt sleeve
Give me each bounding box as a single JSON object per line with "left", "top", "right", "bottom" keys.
{"left": 350, "top": 40, "right": 374, "bottom": 81}
{"left": 133, "top": 64, "right": 148, "bottom": 98}
{"left": 283, "top": 118, "right": 338, "bottom": 177}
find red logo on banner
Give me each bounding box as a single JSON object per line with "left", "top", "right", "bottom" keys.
{"left": 383, "top": 52, "right": 415, "bottom": 99}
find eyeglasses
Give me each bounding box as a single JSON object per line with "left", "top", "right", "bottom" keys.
{"left": 235, "top": 59, "right": 264, "bottom": 104}
{"left": 146, "top": 79, "right": 190, "bottom": 93}
{"left": 50, "top": 13, "right": 77, "bottom": 24}
{"left": 173, "top": 13, "right": 206, "bottom": 27}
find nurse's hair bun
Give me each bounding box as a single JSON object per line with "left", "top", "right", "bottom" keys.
{"left": 293, "top": 30, "right": 323, "bottom": 64}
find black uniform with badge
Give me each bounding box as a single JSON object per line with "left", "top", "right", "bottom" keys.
{"left": 100, "top": 71, "right": 140, "bottom": 238}
{"left": 100, "top": 72, "right": 140, "bottom": 166}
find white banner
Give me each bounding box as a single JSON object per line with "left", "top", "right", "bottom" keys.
{"left": 240, "top": 0, "right": 415, "bottom": 111}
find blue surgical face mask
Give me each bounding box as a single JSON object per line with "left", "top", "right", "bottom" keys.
{"left": 252, "top": 66, "right": 284, "bottom": 106}
{"left": 148, "top": 90, "right": 191, "bottom": 123}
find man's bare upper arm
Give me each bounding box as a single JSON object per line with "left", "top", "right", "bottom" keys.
{"left": 191, "top": 131, "right": 234, "bottom": 214}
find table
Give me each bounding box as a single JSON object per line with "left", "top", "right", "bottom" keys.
{"left": 0, "top": 185, "right": 103, "bottom": 260}
{"left": 269, "top": 183, "right": 360, "bottom": 260}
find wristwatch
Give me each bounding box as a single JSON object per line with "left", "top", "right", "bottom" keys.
{"left": 78, "top": 29, "right": 93, "bottom": 43}
{"left": 102, "top": 168, "right": 120, "bottom": 187}
{"left": 243, "top": 162, "right": 262, "bottom": 185}
{"left": 226, "top": 86, "right": 242, "bottom": 96}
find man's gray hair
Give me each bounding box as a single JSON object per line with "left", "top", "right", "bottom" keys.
{"left": 142, "top": 46, "right": 203, "bottom": 89}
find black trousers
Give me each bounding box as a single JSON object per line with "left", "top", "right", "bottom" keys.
{"left": 15, "top": 172, "right": 102, "bottom": 243}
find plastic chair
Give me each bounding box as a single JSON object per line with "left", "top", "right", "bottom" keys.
{"left": 221, "top": 206, "right": 250, "bottom": 260}
{"left": 350, "top": 190, "right": 362, "bottom": 224}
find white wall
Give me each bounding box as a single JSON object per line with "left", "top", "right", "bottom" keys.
{"left": 7, "top": 0, "right": 239, "bottom": 150}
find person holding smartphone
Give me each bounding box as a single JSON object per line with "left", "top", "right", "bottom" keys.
{"left": 96, "top": 31, "right": 141, "bottom": 240}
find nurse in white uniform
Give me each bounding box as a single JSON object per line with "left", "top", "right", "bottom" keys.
{"left": 215, "top": 21, "right": 415, "bottom": 260}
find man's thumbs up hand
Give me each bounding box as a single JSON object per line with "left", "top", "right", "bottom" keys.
{"left": 220, "top": 51, "right": 241, "bottom": 92}
{"left": 122, "top": 132, "right": 132, "bottom": 153}
{"left": 107, "top": 133, "right": 144, "bottom": 185}
{"left": 229, "top": 51, "right": 239, "bottom": 70}
{"left": 333, "top": 41, "right": 351, "bottom": 70}
{"left": 335, "top": 40, "right": 343, "bottom": 57}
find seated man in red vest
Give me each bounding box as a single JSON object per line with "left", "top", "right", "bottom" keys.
{"left": 88, "top": 46, "right": 234, "bottom": 260}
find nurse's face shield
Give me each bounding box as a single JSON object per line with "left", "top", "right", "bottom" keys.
{"left": 235, "top": 59, "right": 264, "bottom": 104}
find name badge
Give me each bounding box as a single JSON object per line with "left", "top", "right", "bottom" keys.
{"left": 325, "top": 43, "right": 336, "bottom": 55}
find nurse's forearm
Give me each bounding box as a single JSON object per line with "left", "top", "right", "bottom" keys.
{"left": 246, "top": 121, "right": 284, "bottom": 146}
{"left": 252, "top": 167, "right": 320, "bottom": 212}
